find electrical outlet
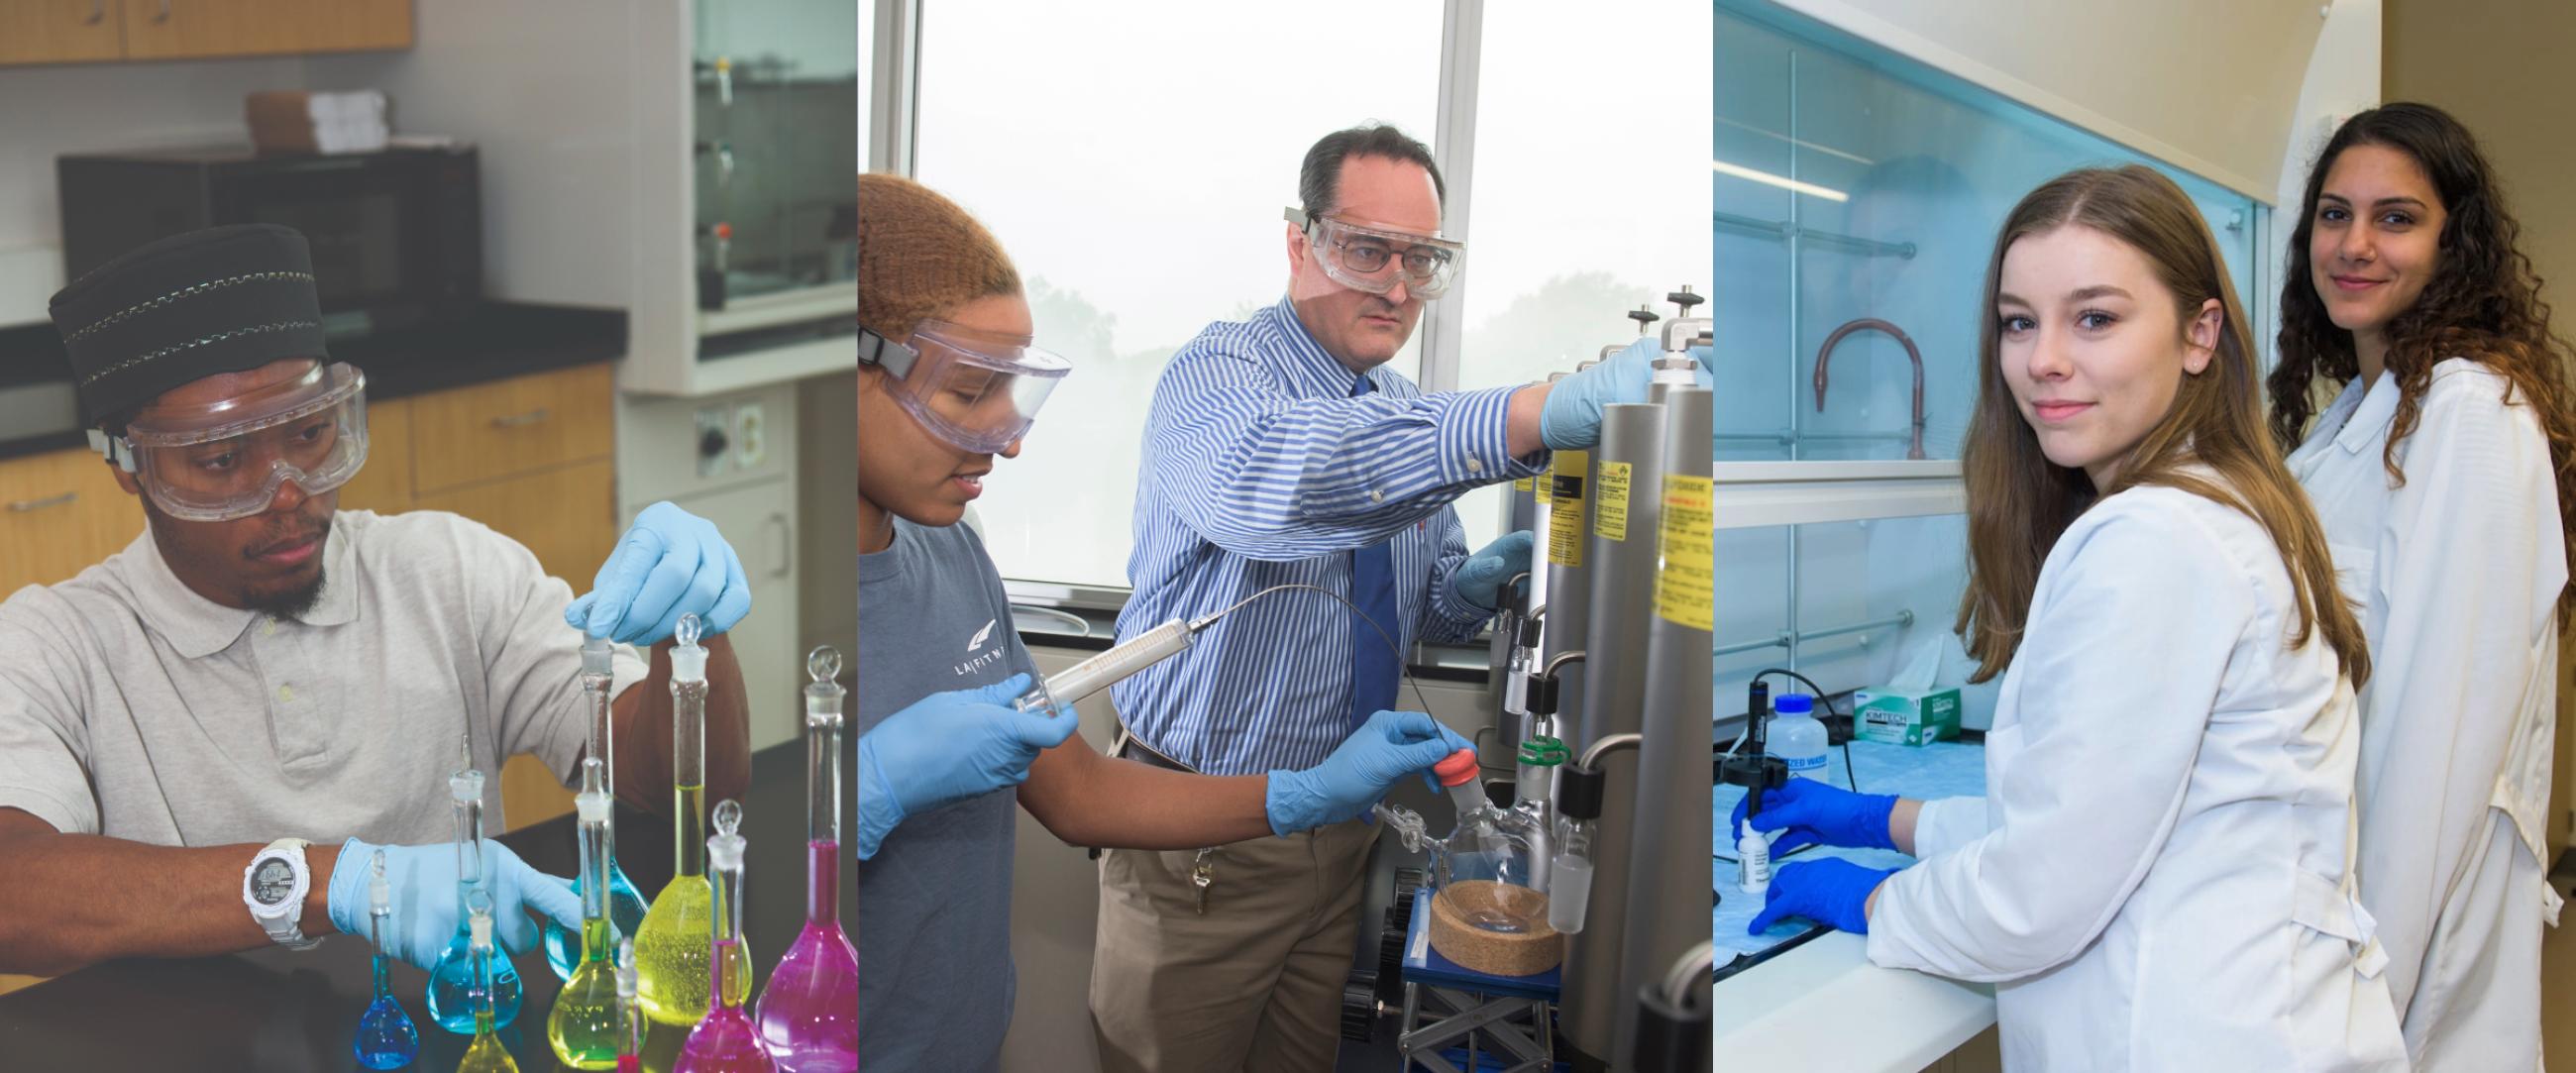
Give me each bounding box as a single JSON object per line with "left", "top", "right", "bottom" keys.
{"left": 733, "top": 401, "right": 767, "bottom": 469}
{"left": 695, "top": 406, "right": 730, "bottom": 478}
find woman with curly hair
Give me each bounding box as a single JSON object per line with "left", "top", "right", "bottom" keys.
{"left": 2274, "top": 102, "right": 2573, "bottom": 1071}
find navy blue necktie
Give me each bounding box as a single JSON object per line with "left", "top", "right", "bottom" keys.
{"left": 1348, "top": 375, "right": 1399, "bottom": 732}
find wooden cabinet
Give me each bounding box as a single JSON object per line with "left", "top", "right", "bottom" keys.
{"left": 332, "top": 395, "right": 412, "bottom": 515}
{"left": 121, "top": 0, "right": 410, "bottom": 61}
{"left": 0, "top": 0, "right": 407, "bottom": 66}
{"left": 416, "top": 459, "right": 617, "bottom": 599}
{"left": 0, "top": 1, "right": 126, "bottom": 66}
{"left": 0, "top": 447, "right": 142, "bottom": 590}
{"left": 408, "top": 364, "right": 615, "bottom": 497}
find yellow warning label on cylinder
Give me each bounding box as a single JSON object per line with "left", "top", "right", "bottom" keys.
{"left": 1547, "top": 451, "right": 1588, "bottom": 567}
{"left": 1655, "top": 474, "right": 1714, "bottom": 630}
{"left": 1594, "top": 461, "right": 1632, "bottom": 542}
{"left": 1514, "top": 477, "right": 1534, "bottom": 493}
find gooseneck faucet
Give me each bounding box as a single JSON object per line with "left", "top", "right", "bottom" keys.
{"left": 1811, "top": 317, "right": 1927, "bottom": 460}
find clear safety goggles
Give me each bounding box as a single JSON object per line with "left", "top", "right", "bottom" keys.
{"left": 99, "top": 361, "right": 371, "bottom": 522}
{"left": 1285, "top": 207, "right": 1464, "bottom": 299}
{"left": 858, "top": 320, "right": 1071, "bottom": 454}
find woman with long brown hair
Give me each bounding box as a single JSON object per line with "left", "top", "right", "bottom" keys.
{"left": 1741, "top": 165, "right": 2404, "bottom": 1070}
{"left": 2273, "top": 102, "right": 2571, "bottom": 1070}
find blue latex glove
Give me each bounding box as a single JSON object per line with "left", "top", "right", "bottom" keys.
{"left": 1450, "top": 530, "right": 1533, "bottom": 612}
{"left": 326, "top": 837, "right": 580, "bottom": 972}
{"left": 1266, "top": 710, "right": 1473, "bottom": 835}
{"left": 1538, "top": 336, "right": 1717, "bottom": 450}
{"left": 566, "top": 501, "right": 754, "bottom": 645}
{"left": 1731, "top": 776, "right": 1901, "bottom": 856}
{"left": 1749, "top": 858, "right": 1898, "bottom": 935}
{"left": 856, "top": 673, "right": 1079, "bottom": 859}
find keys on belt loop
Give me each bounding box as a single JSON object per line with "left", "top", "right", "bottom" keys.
{"left": 1190, "top": 848, "right": 1216, "bottom": 914}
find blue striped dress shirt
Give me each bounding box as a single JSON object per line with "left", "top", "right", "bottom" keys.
{"left": 1110, "top": 298, "right": 1548, "bottom": 775}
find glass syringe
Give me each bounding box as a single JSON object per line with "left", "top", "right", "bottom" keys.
{"left": 635, "top": 613, "right": 752, "bottom": 1025}
{"left": 458, "top": 898, "right": 521, "bottom": 1073}
{"left": 1013, "top": 618, "right": 1198, "bottom": 715}
{"left": 548, "top": 757, "right": 624, "bottom": 1069}
{"left": 353, "top": 849, "right": 419, "bottom": 1069}
{"left": 1017, "top": 587, "right": 1410, "bottom": 716}
{"left": 676, "top": 801, "right": 774, "bottom": 1071}
{"left": 429, "top": 741, "right": 521, "bottom": 1032}
{"left": 549, "top": 633, "right": 653, "bottom": 981}
{"left": 755, "top": 646, "right": 857, "bottom": 1071}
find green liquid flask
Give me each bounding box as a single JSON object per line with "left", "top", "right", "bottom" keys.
{"left": 635, "top": 614, "right": 751, "bottom": 1024}
{"left": 547, "top": 758, "right": 624, "bottom": 1069}
{"left": 549, "top": 635, "right": 651, "bottom": 980}
{"left": 457, "top": 902, "right": 521, "bottom": 1073}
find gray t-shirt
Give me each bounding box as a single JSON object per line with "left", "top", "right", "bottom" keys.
{"left": 0, "top": 509, "right": 643, "bottom": 844}
{"left": 857, "top": 517, "right": 1033, "bottom": 1073}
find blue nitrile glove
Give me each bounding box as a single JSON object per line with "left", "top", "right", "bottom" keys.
{"left": 1267, "top": 710, "right": 1474, "bottom": 835}
{"left": 1749, "top": 858, "right": 1898, "bottom": 935}
{"left": 855, "top": 673, "right": 1079, "bottom": 859}
{"left": 1450, "top": 530, "right": 1534, "bottom": 613}
{"left": 327, "top": 837, "right": 580, "bottom": 972}
{"left": 566, "top": 501, "right": 754, "bottom": 645}
{"left": 1538, "top": 336, "right": 1718, "bottom": 450}
{"left": 1731, "top": 776, "right": 1900, "bottom": 856}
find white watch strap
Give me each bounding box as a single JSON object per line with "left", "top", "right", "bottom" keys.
{"left": 250, "top": 838, "right": 321, "bottom": 950}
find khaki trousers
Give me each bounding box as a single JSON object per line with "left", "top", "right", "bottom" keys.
{"left": 1090, "top": 817, "right": 1378, "bottom": 1073}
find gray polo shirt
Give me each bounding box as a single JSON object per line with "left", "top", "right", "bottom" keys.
{"left": 0, "top": 509, "right": 644, "bottom": 845}
{"left": 857, "top": 516, "right": 1030, "bottom": 1073}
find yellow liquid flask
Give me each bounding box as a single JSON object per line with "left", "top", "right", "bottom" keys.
{"left": 635, "top": 613, "right": 751, "bottom": 1024}
{"left": 457, "top": 900, "right": 521, "bottom": 1073}
{"left": 547, "top": 757, "right": 624, "bottom": 1069}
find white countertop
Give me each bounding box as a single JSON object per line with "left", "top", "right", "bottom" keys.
{"left": 1715, "top": 929, "right": 1995, "bottom": 1071}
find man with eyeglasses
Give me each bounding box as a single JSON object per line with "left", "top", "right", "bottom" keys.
{"left": 1093, "top": 124, "right": 1712, "bottom": 1072}
{"left": 0, "top": 224, "right": 754, "bottom": 981}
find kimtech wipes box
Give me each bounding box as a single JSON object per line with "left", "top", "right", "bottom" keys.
{"left": 1851, "top": 686, "right": 1961, "bottom": 746}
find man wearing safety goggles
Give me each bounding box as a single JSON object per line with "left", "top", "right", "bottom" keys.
{"left": 0, "top": 224, "right": 757, "bottom": 980}
{"left": 1093, "top": 124, "right": 1714, "bottom": 1072}
{"left": 855, "top": 174, "right": 1475, "bottom": 1072}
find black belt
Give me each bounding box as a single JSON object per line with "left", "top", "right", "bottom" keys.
{"left": 1117, "top": 737, "right": 1193, "bottom": 773}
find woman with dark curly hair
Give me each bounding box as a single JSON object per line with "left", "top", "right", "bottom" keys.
{"left": 2273, "top": 102, "right": 2573, "bottom": 1071}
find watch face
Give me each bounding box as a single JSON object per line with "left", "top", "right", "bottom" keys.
{"left": 252, "top": 858, "right": 296, "bottom": 906}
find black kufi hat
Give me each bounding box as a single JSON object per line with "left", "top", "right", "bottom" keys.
{"left": 48, "top": 223, "right": 329, "bottom": 429}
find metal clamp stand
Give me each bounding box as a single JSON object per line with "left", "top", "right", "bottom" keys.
{"left": 1717, "top": 680, "right": 1788, "bottom": 818}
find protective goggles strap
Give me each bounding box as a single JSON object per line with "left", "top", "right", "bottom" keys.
{"left": 857, "top": 328, "right": 920, "bottom": 378}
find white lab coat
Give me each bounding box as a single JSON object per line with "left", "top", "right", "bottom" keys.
{"left": 2287, "top": 358, "right": 2566, "bottom": 1072}
{"left": 1866, "top": 481, "right": 2408, "bottom": 1072}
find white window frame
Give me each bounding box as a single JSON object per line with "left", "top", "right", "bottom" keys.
{"left": 869, "top": 0, "right": 1508, "bottom": 610}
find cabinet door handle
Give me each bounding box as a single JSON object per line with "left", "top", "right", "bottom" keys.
{"left": 763, "top": 511, "right": 792, "bottom": 579}
{"left": 86, "top": 0, "right": 104, "bottom": 26}
{"left": 155, "top": 0, "right": 169, "bottom": 22}
{"left": 7, "top": 491, "right": 76, "bottom": 513}
{"left": 488, "top": 407, "right": 552, "bottom": 429}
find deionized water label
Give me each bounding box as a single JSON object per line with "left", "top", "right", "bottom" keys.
{"left": 1786, "top": 753, "right": 1828, "bottom": 781}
